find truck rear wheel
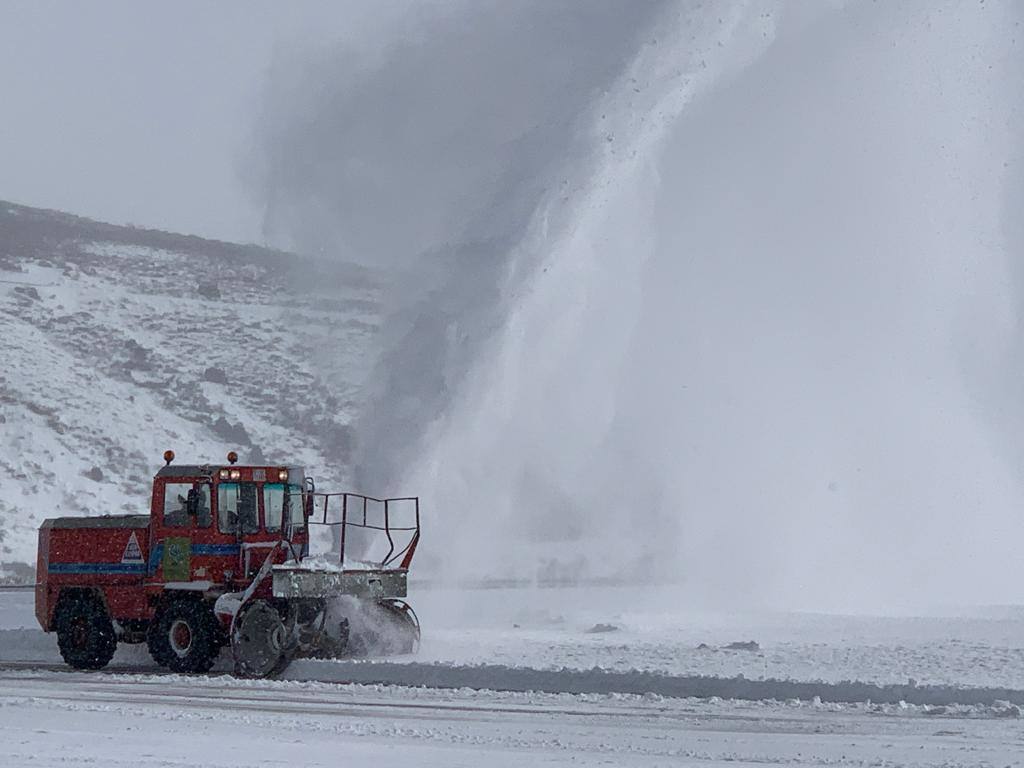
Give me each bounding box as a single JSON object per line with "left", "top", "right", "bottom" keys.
{"left": 148, "top": 600, "right": 220, "bottom": 673}
{"left": 55, "top": 592, "right": 117, "bottom": 670}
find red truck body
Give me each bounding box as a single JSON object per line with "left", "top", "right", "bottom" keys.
{"left": 35, "top": 455, "right": 419, "bottom": 675}
{"left": 36, "top": 461, "right": 310, "bottom": 660}
{"left": 36, "top": 514, "right": 152, "bottom": 631}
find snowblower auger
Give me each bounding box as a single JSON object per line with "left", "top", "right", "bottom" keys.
{"left": 219, "top": 489, "right": 422, "bottom": 678}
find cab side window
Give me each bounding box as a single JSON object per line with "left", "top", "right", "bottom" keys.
{"left": 163, "top": 482, "right": 211, "bottom": 528}
{"left": 218, "top": 482, "right": 258, "bottom": 534}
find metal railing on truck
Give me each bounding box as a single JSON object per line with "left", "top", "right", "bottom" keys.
{"left": 304, "top": 491, "right": 420, "bottom": 570}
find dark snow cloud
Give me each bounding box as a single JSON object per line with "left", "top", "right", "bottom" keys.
{"left": 254, "top": 0, "right": 665, "bottom": 265}
{"left": 253, "top": 0, "right": 667, "bottom": 494}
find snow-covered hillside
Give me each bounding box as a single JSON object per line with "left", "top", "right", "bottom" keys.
{"left": 0, "top": 200, "right": 382, "bottom": 576}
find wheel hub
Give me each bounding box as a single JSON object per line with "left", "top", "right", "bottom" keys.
{"left": 169, "top": 618, "right": 193, "bottom": 657}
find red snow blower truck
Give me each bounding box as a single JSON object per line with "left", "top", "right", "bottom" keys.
{"left": 35, "top": 451, "right": 420, "bottom": 677}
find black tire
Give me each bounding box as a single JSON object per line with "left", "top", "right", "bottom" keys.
{"left": 231, "top": 599, "right": 292, "bottom": 679}
{"left": 147, "top": 600, "right": 220, "bottom": 673}
{"left": 54, "top": 592, "right": 117, "bottom": 670}
{"left": 146, "top": 619, "right": 173, "bottom": 668}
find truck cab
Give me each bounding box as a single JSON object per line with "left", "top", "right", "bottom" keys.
{"left": 149, "top": 459, "right": 309, "bottom": 589}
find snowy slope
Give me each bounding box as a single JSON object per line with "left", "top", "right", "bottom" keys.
{"left": 0, "top": 200, "right": 382, "bottom": 575}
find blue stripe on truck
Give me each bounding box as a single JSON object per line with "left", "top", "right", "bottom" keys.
{"left": 191, "top": 544, "right": 241, "bottom": 556}
{"left": 47, "top": 562, "right": 147, "bottom": 574}
{"left": 49, "top": 544, "right": 242, "bottom": 575}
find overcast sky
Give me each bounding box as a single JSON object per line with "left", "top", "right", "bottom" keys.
{"left": 0, "top": 1, "right": 417, "bottom": 244}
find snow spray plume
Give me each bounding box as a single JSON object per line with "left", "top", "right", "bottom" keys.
{"left": 257, "top": 0, "right": 1024, "bottom": 611}
{"left": 253, "top": 3, "right": 667, "bottom": 527}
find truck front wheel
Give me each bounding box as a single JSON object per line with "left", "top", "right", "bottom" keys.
{"left": 54, "top": 592, "right": 117, "bottom": 670}
{"left": 148, "top": 600, "right": 220, "bottom": 673}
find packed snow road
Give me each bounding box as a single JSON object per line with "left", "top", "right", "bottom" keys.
{"left": 9, "top": 586, "right": 1024, "bottom": 689}
{"left": 2, "top": 669, "right": 1023, "bottom": 767}
{"left": 7, "top": 586, "right": 1024, "bottom": 764}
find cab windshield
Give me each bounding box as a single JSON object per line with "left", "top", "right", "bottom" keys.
{"left": 263, "top": 483, "right": 306, "bottom": 532}
{"left": 218, "top": 482, "right": 258, "bottom": 534}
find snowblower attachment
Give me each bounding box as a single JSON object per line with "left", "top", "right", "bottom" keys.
{"left": 222, "top": 490, "right": 421, "bottom": 678}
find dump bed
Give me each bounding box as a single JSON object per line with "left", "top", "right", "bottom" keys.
{"left": 36, "top": 515, "right": 151, "bottom": 629}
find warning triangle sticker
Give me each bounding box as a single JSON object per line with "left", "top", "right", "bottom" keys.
{"left": 122, "top": 532, "right": 144, "bottom": 564}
